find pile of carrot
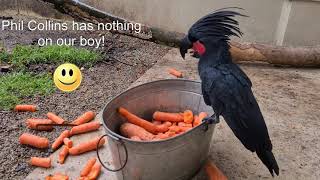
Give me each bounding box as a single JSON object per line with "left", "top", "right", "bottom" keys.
{"left": 15, "top": 104, "right": 103, "bottom": 179}
{"left": 118, "top": 107, "right": 208, "bottom": 141}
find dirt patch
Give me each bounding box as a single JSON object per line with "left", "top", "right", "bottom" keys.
{"left": 211, "top": 63, "right": 320, "bottom": 179}
{"left": 0, "top": 16, "right": 170, "bottom": 179}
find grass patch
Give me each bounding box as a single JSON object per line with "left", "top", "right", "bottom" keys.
{"left": 0, "top": 51, "right": 10, "bottom": 63}
{"left": 9, "top": 45, "right": 102, "bottom": 69}
{"left": 0, "top": 72, "right": 54, "bottom": 110}
{"left": 0, "top": 45, "right": 101, "bottom": 110}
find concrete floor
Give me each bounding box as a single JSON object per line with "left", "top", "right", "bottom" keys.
{"left": 26, "top": 49, "right": 320, "bottom": 180}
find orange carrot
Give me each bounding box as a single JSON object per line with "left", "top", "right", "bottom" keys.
{"left": 193, "top": 115, "right": 201, "bottom": 127}
{"left": 87, "top": 162, "right": 101, "bottom": 180}
{"left": 77, "top": 177, "right": 89, "bottom": 180}
{"left": 183, "top": 110, "right": 194, "bottom": 124}
{"left": 70, "top": 121, "right": 101, "bottom": 136}
{"left": 194, "top": 112, "right": 208, "bottom": 127}
{"left": 205, "top": 161, "right": 228, "bottom": 180}
{"left": 120, "top": 123, "right": 154, "bottom": 140}
{"left": 155, "top": 133, "right": 170, "bottom": 140}
{"left": 169, "top": 125, "right": 192, "bottom": 133}
{"left": 180, "top": 126, "right": 192, "bottom": 132}
{"left": 52, "top": 130, "right": 70, "bottom": 150}
{"left": 153, "top": 111, "right": 184, "bottom": 122}
{"left": 168, "top": 125, "right": 182, "bottom": 133}
{"left": 72, "top": 111, "right": 95, "bottom": 125}
{"left": 168, "top": 68, "right": 183, "bottom": 78}
{"left": 58, "top": 146, "right": 69, "bottom": 164}
{"left": 80, "top": 157, "right": 97, "bottom": 177}
{"left": 131, "top": 136, "right": 142, "bottom": 141}
{"left": 47, "top": 112, "right": 65, "bottom": 124}
{"left": 178, "top": 122, "right": 192, "bottom": 127}
{"left": 30, "top": 157, "right": 51, "bottom": 168}
{"left": 152, "top": 120, "right": 162, "bottom": 125}
{"left": 14, "top": 104, "right": 37, "bottom": 112}
{"left": 46, "top": 173, "right": 69, "bottom": 180}
{"left": 152, "top": 137, "right": 161, "bottom": 141}
{"left": 118, "top": 107, "right": 167, "bottom": 134}
{"left": 156, "top": 124, "right": 169, "bottom": 133}
{"left": 163, "top": 121, "right": 172, "bottom": 127}
{"left": 198, "top": 112, "right": 208, "bottom": 121}
{"left": 63, "top": 138, "right": 73, "bottom": 148}
{"left": 69, "top": 137, "right": 105, "bottom": 155}
{"left": 164, "top": 131, "right": 176, "bottom": 137}
{"left": 19, "top": 133, "right": 49, "bottom": 149}
{"left": 26, "top": 118, "right": 53, "bottom": 131}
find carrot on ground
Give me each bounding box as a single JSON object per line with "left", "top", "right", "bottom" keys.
{"left": 26, "top": 119, "right": 53, "bottom": 131}
{"left": 59, "top": 146, "right": 69, "bottom": 164}
{"left": 69, "top": 137, "right": 105, "bottom": 155}
{"left": 52, "top": 130, "right": 70, "bottom": 150}
{"left": 120, "top": 123, "right": 154, "bottom": 140}
{"left": 46, "top": 173, "right": 69, "bottom": 180}
{"left": 63, "top": 138, "right": 73, "bottom": 148}
{"left": 205, "top": 161, "right": 228, "bottom": 180}
{"left": 70, "top": 121, "right": 101, "bottom": 136}
{"left": 168, "top": 68, "right": 183, "bottom": 78}
{"left": 183, "top": 110, "right": 194, "bottom": 124}
{"left": 30, "top": 157, "right": 51, "bottom": 168}
{"left": 87, "top": 162, "right": 101, "bottom": 180}
{"left": 80, "top": 157, "right": 96, "bottom": 177}
{"left": 19, "top": 133, "right": 49, "bottom": 149}
{"left": 152, "top": 111, "right": 184, "bottom": 122}
{"left": 72, "top": 111, "right": 95, "bottom": 125}
{"left": 47, "top": 112, "right": 65, "bottom": 124}
{"left": 118, "top": 107, "right": 167, "bottom": 134}
{"left": 14, "top": 104, "right": 37, "bottom": 112}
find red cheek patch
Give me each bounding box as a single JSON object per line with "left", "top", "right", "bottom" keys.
{"left": 192, "top": 41, "right": 206, "bottom": 55}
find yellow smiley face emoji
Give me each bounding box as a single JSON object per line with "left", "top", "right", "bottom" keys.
{"left": 53, "top": 63, "right": 82, "bottom": 92}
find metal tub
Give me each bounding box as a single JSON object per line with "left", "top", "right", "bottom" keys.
{"left": 99, "top": 79, "right": 216, "bottom": 180}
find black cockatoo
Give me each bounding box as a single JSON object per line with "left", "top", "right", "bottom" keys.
{"left": 179, "top": 8, "right": 279, "bottom": 176}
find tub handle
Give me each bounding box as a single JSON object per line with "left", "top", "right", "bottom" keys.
{"left": 96, "top": 134, "right": 128, "bottom": 172}
{"left": 202, "top": 114, "right": 219, "bottom": 131}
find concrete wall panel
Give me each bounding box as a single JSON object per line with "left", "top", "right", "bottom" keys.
{"left": 283, "top": 0, "right": 320, "bottom": 46}
{"left": 1, "top": 0, "right": 320, "bottom": 46}
{"left": 82, "top": 0, "right": 284, "bottom": 44}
